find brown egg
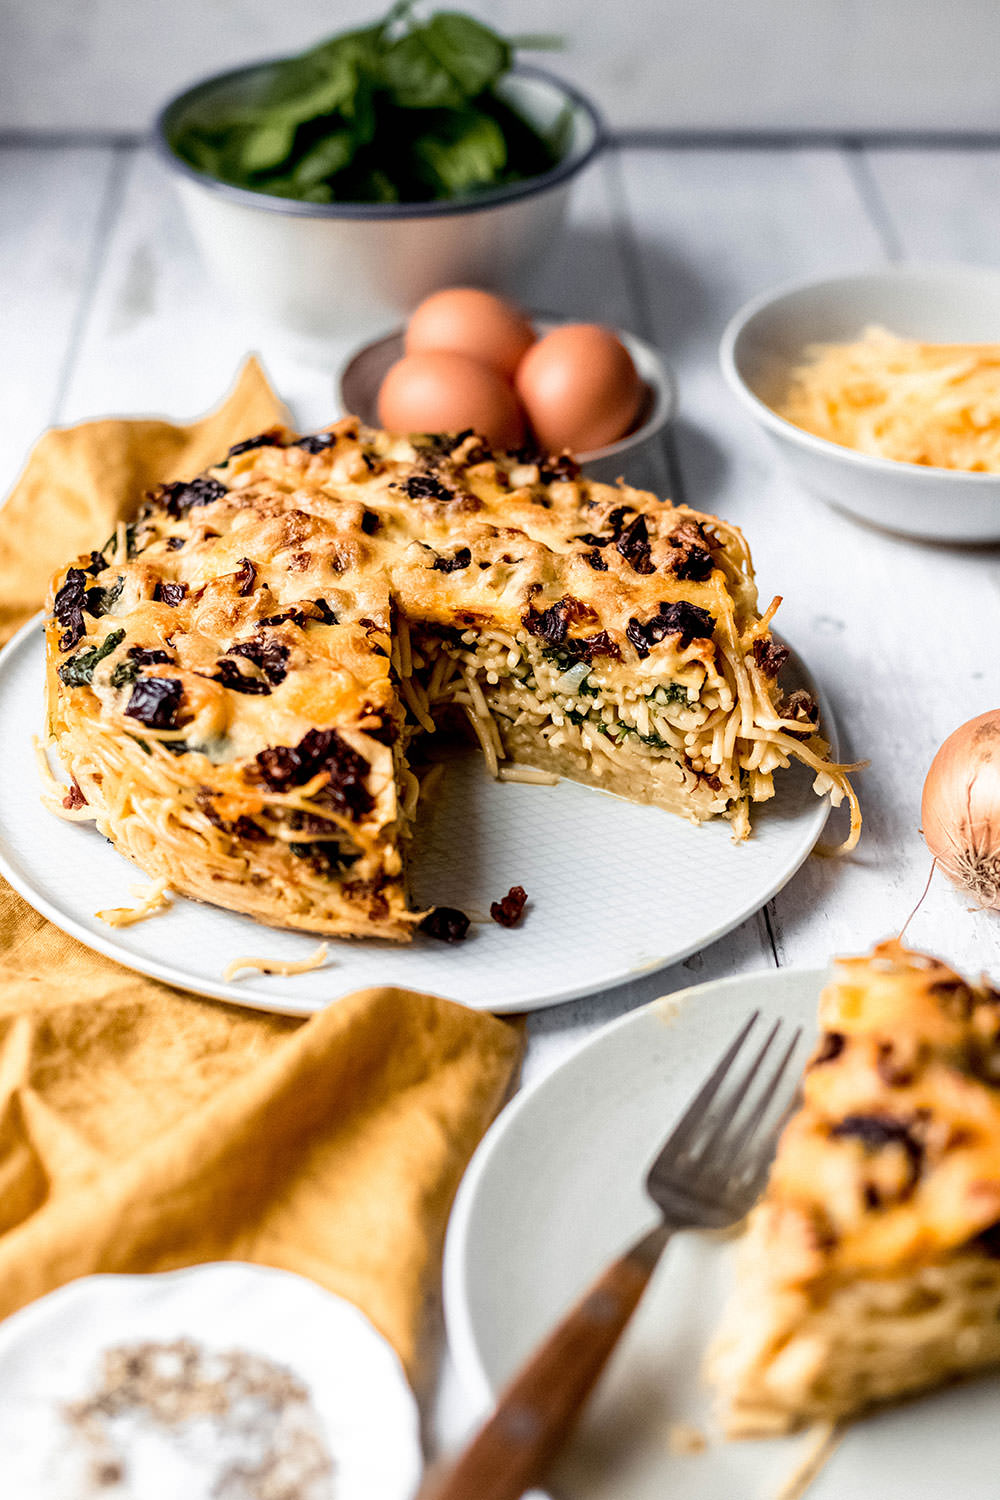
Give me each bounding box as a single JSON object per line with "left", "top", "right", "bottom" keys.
{"left": 405, "top": 288, "right": 536, "bottom": 379}
{"left": 515, "top": 324, "right": 644, "bottom": 453}
{"left": 377, "top": 350, "right": 525, "bottom": 450}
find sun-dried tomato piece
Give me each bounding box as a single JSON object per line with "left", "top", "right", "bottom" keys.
{"left": 626, "top": 601, "right": 715, "bottom": 659}
{"left": 253, "top": 728, "right": 374, "bottom": 820}
{"left": 399, "top": 473, "right": 453, "bottom": 502}
{"left": 616, "top": 515, "right": 655, "bottom": 575}
{"left": 231, "top": 815, "right": 267, "bottom": 841}
{"left": 227, "top": 430, "right": 282, "bottom": 458}
{"left": 153, "top": 581, "right": 188, "bottom": 607}
{"left": 62, "top": 779, "right": 87, "bottom": 811}
{"left": 830, "top": 1112, "right": 925, "bottom": 1200}
{"left": 752, "top": 636, "right": 790, "bottom": 677}
{"left": 84, "top": 550, "right": 107, "bottom": 576}
{"left": 490, "top": 885, "right": 528, "bottom": 927}
{"left": 228, "top": 634, "right": 289, "bottom": 685}
{"left": 130, "top": 646, "right": 172, "bottom": 666}
{"left": 808, "top": 1031, "right": 846, "bottom": 1068}
{"left": 419, "top": 906, "right": 470, "bottom": 942}
{"left": 431, "top": 547, "right": 472, "bottom": 573}
{"left": 255, "top": 746, "right": 299, "bottom": 786}
{"left": 523, "top": 599, "right": 619, "bottom": 662}
{"left": 124, "top": 677, "right": 183, "bottom": 729}
{"left": 53, "top": 567, "right": 88, "bottom": 651}
{"left": 212, "top": 659, "right": 272, "bottom": 695}
{"left": 233, "top": 558, "right": 256, "bottom": 596}
{"left": 156, "top": 476, "right": 226, "bottom": 519}
{"left": 671, "top": 545, "right": 713, "bottom": 582}
{"left": 295, "top": 432, "right": 336, "bottom": 454}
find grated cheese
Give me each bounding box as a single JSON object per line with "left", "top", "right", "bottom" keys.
{"left": 776, "top": 325, "right": 1000, "bottom": 472}
{"left": 97, "top": 876, "right": 173, "bottom": 928}
{"left": 221, "top": 942, "right": 329, "bottom": 983}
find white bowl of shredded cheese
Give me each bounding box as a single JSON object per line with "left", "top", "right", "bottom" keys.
{"left": 720, "top": 264, "right": 1000, "bottom": 543}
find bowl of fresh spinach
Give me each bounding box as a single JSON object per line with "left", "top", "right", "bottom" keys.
{"left": 154, "top": 5, "right": 603, "bottom": 338}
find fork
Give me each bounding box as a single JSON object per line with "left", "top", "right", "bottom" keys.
{"left": 419, "top": 1010, "right": 802, "bottom": 1500}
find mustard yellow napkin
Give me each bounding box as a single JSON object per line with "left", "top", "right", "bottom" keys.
{"left": 0, "top": 357, "right": 287, "bottom": 647}
{"left": 0, "top": 364, "right": 523, "bottom": 1382}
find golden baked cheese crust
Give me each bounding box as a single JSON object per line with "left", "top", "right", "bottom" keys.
{"left": 43, "top": 418, "right": 859, "bottom": 940}
{"left": 709, "top": 941, "right": 1000, "bottom": 1433}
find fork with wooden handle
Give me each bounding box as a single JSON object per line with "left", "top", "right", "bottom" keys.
{"left": 419, "top": 1010, "right": 802, "bottom": 1500}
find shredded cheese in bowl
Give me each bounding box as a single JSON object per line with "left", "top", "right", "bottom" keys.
{"left": 776, "top": 324, "right": 1000, "bottom": 472}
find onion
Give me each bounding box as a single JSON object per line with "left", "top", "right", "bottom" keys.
{"left": 553, "top": 661, "right": 591, "bottom": 697}
{"left": 922, "top": 710, "right": 1000, "bottom": 908}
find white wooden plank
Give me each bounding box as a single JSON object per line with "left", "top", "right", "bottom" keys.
{"left": 616, "top": 147, "right": 1000, "bottom": 980}
{"left": 863, "top": 147, "right": 1000, "bottom": 263}
{"left": 0, "top": 145, "right": 120, "bottom": 494}
{"left": 56, "top": 146, "right": 634, "bottom": 444}
{"left": 523, "top": 148, "right": 772, "bottom": 1068}
{"left": 522, "top": 914, "right": 774, "bottom": 1089}
{"left": 55, "top": 146, "right": 341, "bottom": 435}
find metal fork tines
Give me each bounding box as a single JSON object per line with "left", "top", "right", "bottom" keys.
{"left": 646, "top": 1010, "right": 803, "bottom": 1232}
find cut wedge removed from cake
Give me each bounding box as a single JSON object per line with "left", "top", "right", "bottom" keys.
{"left": 708, "top": 941, "right": 1000, "bottom": 1434}
{"left": 43, "top": 418, "right": 860, "bottom": 940}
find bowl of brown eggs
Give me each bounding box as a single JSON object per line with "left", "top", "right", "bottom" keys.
{"left": 338, "top": 288, "right": 675, "bottom": 486}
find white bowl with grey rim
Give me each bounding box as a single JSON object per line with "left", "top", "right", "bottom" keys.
{"left": 338, "top": 316, "right": 676, "bottom": 488}
{"left": 155, "top": 62, "right": 603, "bottom": 342}
{"left": 720, "top": 264, "right": 1000, "bottom": 544}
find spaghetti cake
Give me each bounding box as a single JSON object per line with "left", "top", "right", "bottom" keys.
{"left": 44, "top": 418, "right": 859, "bottom": 939}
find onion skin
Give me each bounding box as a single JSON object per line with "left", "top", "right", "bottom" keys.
{"left": 922, "top": 709, "right": 1000, "bottom": 909}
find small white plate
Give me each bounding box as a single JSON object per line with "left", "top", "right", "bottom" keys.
{"left": 444, "top": 967, "right": 1000, "bottom": 1499}
{"left": 0, "top": 1263, "right": 422, "bottom": 1500}
{"left": 0, "top": 616, "right": 837, "bottom": 1017}
{"left": 721, "top": 264, "right": 1000, "bottom": 543}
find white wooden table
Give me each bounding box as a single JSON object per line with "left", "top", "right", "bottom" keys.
{"left": 4, "top": 133, "right": 1000, "bottom": 1448}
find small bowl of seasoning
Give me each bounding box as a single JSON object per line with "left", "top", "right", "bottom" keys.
{"left": 339, "top": 288, "right": 675, "bottom": 488}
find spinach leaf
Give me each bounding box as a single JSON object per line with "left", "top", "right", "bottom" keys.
{"left": 57, "top": 629, "right": 125, "bottom": 688}
{"left": 383, "top": 16, "right": 507, "bottom": 109}
{"left": 237, "top": 119, "right": 299, "bottom": 175}
{"left": 169, "top": 2, "right": 560, "bottom": 205}
{"left": 291, "top": 130, "right": 356, "bottom": 187}
{"left": 413, "top": 110, "right": 506, "bottom": 196}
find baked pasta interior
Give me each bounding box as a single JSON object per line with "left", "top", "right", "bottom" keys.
{"left": 43, "top": 419, "right": 860, "bottom": 941}
{"left": 708, "top": 941, "right": 1000, "bottom": 1434}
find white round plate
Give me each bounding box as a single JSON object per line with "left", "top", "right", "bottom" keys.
{"left": 0, "top": 616, "right": 835, "bottom": 1016}
{"left": 0, "top": 1263, "right": 422, "bottom": 1500}
{"left": 444, "top": 967, "right": 1000, "bottom": 1500}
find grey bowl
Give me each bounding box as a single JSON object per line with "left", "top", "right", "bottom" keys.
{"left": 338, "top": 317, "right": 676, "bottom": 487}
{"left": 155, "top": 63, "right": 604, "bottom": 340}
